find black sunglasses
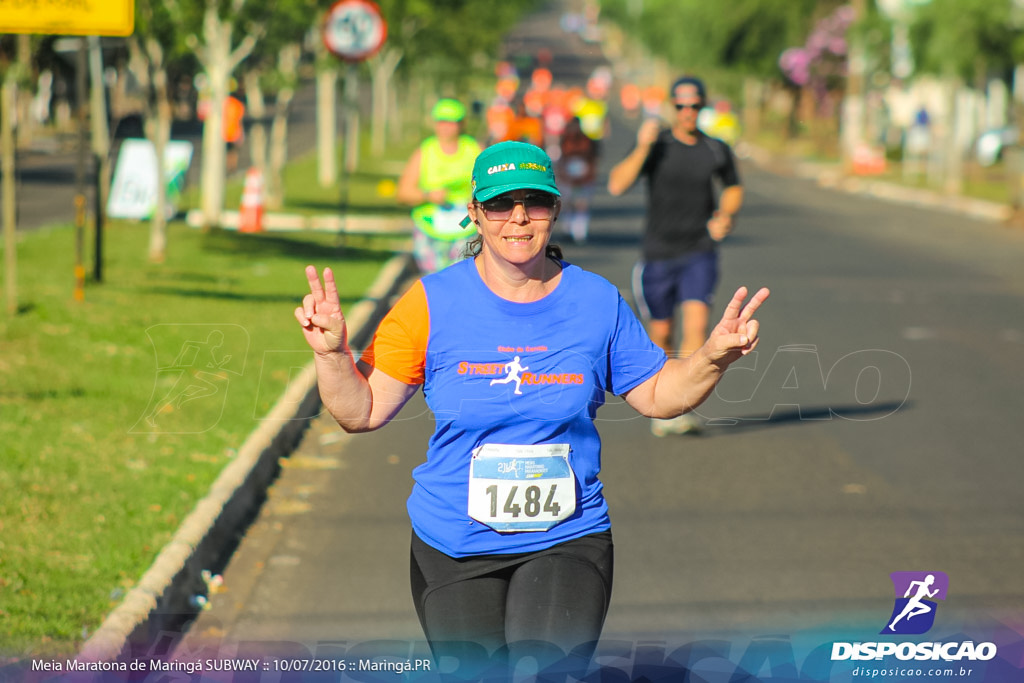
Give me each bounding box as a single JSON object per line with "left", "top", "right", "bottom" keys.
{"left": 674, "top": 102, "right": 702, "bottom": 111}
{"left": 478, "top": 193, "right": 558, "bottom": 221}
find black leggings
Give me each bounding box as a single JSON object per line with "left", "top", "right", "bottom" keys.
{"left": 410, "top": 531, "right": 613, "bottom": 678}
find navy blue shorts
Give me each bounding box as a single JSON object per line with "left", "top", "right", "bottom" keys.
{"left": 633, "top": 250, "right": 719, "bottom": 320}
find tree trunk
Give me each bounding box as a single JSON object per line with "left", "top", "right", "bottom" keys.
{"left": 110, "top": 64, "right": 130, "bottom": 121}
{"left": 343, "top": 65, "right": 360, "bottom": 174}
{"left": 388, "top": 78, "right": 401, "bottom": 145}
{"left": 148, "top": 94, "right": 173, "bottom": 262}
{"left": 198, "top": 7, "right": 232, "bottom": 230}
{"left": 785, "top": 86, "right": 800, "bottom": 140}
{"left": 142, "top": 36, "right": 172, "bottom": 263}
{"left": 195, "top": 5, "right": 258, "bottom": 230}
{"left": 244, "top": 70, "right": 267, "bottom": 173}
{"left": 403, "top": 76, "right": 419, "bottom": 139}
{"left": 943, "top": 79, "right": 968, "bottom": 196}
{"left": 266, "top": 44, "right": 300, "bottom": 210}
{"left": 266, "top": 97, "right": 290, "bottom": 210}
{"left": 370, "top": 47, "right": 402, "bottom": 156}
{"left": 840, "top": 0, "right": 867, "bottom": 172}
{"left": 317, "top": 66, "right": 338, "bottom": 187}
{"left": 3, "top": 74, "right": 18, "bottom": 316}
{"left": 742, "top": 76, "right": 762, "bottom": 139}
{"left": 15, "top": 36, "right": 35, "bottom": 149}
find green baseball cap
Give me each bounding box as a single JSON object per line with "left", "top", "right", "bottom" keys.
{"left": 431, "top": 98, "right": 466, "bottom": 122}
{"left": 460, "top": 141, "right": 560, "bottom": 228}
{"left": 470, "top": 141, "right": 561, "bottom": 202}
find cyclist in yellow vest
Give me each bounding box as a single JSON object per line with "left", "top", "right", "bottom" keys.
{"left": 397, "top": 99, "right": 482, "bottom": 273}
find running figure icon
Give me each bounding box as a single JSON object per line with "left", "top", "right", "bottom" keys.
{"left": 490, "top": 355, "right": 529, "bottom": 395}
{"left": 888, "top": 574, "right": 939, "bottom": 631}
{"left": 144, "top": 330, "right": 234, "bottom": 427}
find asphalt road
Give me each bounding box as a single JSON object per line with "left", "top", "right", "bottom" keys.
{"left": 169, "top": 3, "right": 1024, "bottom": 682}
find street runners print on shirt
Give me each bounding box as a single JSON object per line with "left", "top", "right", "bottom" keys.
{"left": 442, "top": 343, "right": 593, "bottom": 426}
{"left": 465, "top": 352, "right": 586, "bottom": 396}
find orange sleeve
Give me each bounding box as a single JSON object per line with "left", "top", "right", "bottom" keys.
{"left": 358, "top": 280, "right": 429, "bottom": 385}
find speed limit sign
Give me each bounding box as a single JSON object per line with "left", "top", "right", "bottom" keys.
{"left": 323, "top": 0, "right": 387, "bottom": 62}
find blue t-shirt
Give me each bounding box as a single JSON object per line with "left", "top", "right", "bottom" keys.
{"left": 363, "top": 259, "right": 666, "bottom": 557}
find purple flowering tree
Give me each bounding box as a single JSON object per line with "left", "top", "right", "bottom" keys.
{"left": 779, "top": 4, "right": 857, "bottom": 119}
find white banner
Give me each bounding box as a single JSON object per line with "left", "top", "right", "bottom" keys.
{"left": 107, "top": 138, "right": 193, "bottom": 220}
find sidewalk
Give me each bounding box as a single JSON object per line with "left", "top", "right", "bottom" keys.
{"left": 743, "top": 144, "right": 1015, "bottom": 225}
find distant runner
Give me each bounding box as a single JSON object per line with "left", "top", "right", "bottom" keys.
{"left": 608, "top": 75, "right": 744, "bottom": 437}
{"left": 397, "top": 99, "right": 482, "bottom": 274}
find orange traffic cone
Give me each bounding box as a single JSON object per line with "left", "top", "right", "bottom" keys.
{"left": 239, "top": 167, "right": 264, "bottom": 233}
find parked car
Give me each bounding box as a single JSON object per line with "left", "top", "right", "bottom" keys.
{"left": 975, "top": 126, "right": 1019, "bottom": 167}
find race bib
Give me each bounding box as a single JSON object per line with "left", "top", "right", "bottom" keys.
{"left": 468, "top": 443, "right": 576, "bottom": 532}
{"left": 431, "top": 205, "right": 469, "bottom": 237}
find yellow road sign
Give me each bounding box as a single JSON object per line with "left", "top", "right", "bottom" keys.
{"left": 1, "top": 0, "right": 135, "bottom": 36}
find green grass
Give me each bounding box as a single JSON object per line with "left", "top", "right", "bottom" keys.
{"left": 0, "top": 145, "right": 412, "bottom": 658}
{"left": 277, "top": 141, "right": 418, "bottom": 217}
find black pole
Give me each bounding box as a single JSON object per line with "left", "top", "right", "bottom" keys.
{"left": 93, "top": 152, "right": 103, "bottom": 282}
{"left": 73, "top": 39, "right": 88, "bottom": 301}
{"left": 88, "top": 36, "right": 107, "bottom": 283}
{"left": 338, "top": 63, "right": 354, "bottom": 244}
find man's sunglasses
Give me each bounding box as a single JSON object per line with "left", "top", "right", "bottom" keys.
{"left": 477, "top": 193, "right": 558, "bottom": 221}
{"left": 674, "top": 102, "right": 702, "bottom": 111}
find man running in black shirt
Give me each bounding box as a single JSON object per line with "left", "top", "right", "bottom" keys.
{"left": 608, "top": 76, "right": 744, "bottom": 436}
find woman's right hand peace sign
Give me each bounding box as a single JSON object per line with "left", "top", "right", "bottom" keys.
{"left": 295, "top": 265, "right": 348, "bottom": 355}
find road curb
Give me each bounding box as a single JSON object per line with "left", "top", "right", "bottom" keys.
{"left": 76, "top": 253, "right": 416, "bottom": 663}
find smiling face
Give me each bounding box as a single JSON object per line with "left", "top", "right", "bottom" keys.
{"left": 468, "top": 189, "right": 560, "bottom": 270}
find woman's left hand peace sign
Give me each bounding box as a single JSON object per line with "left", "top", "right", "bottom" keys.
{"left": 703, "top": 286, "right": 770, "bottom": 368}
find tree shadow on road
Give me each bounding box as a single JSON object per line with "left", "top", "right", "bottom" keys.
{"left": 135, "top": 287, "right": 363, "bottom": 305}
{"left": 199, "top": 228, "right": 397, "bottom": 262}
{"left": 697, "top": 401, "right": 912, "bottom": 436}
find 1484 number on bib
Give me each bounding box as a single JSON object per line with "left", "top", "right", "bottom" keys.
{"left": 468, "top": 444, "right": 576, "bottom": 532}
